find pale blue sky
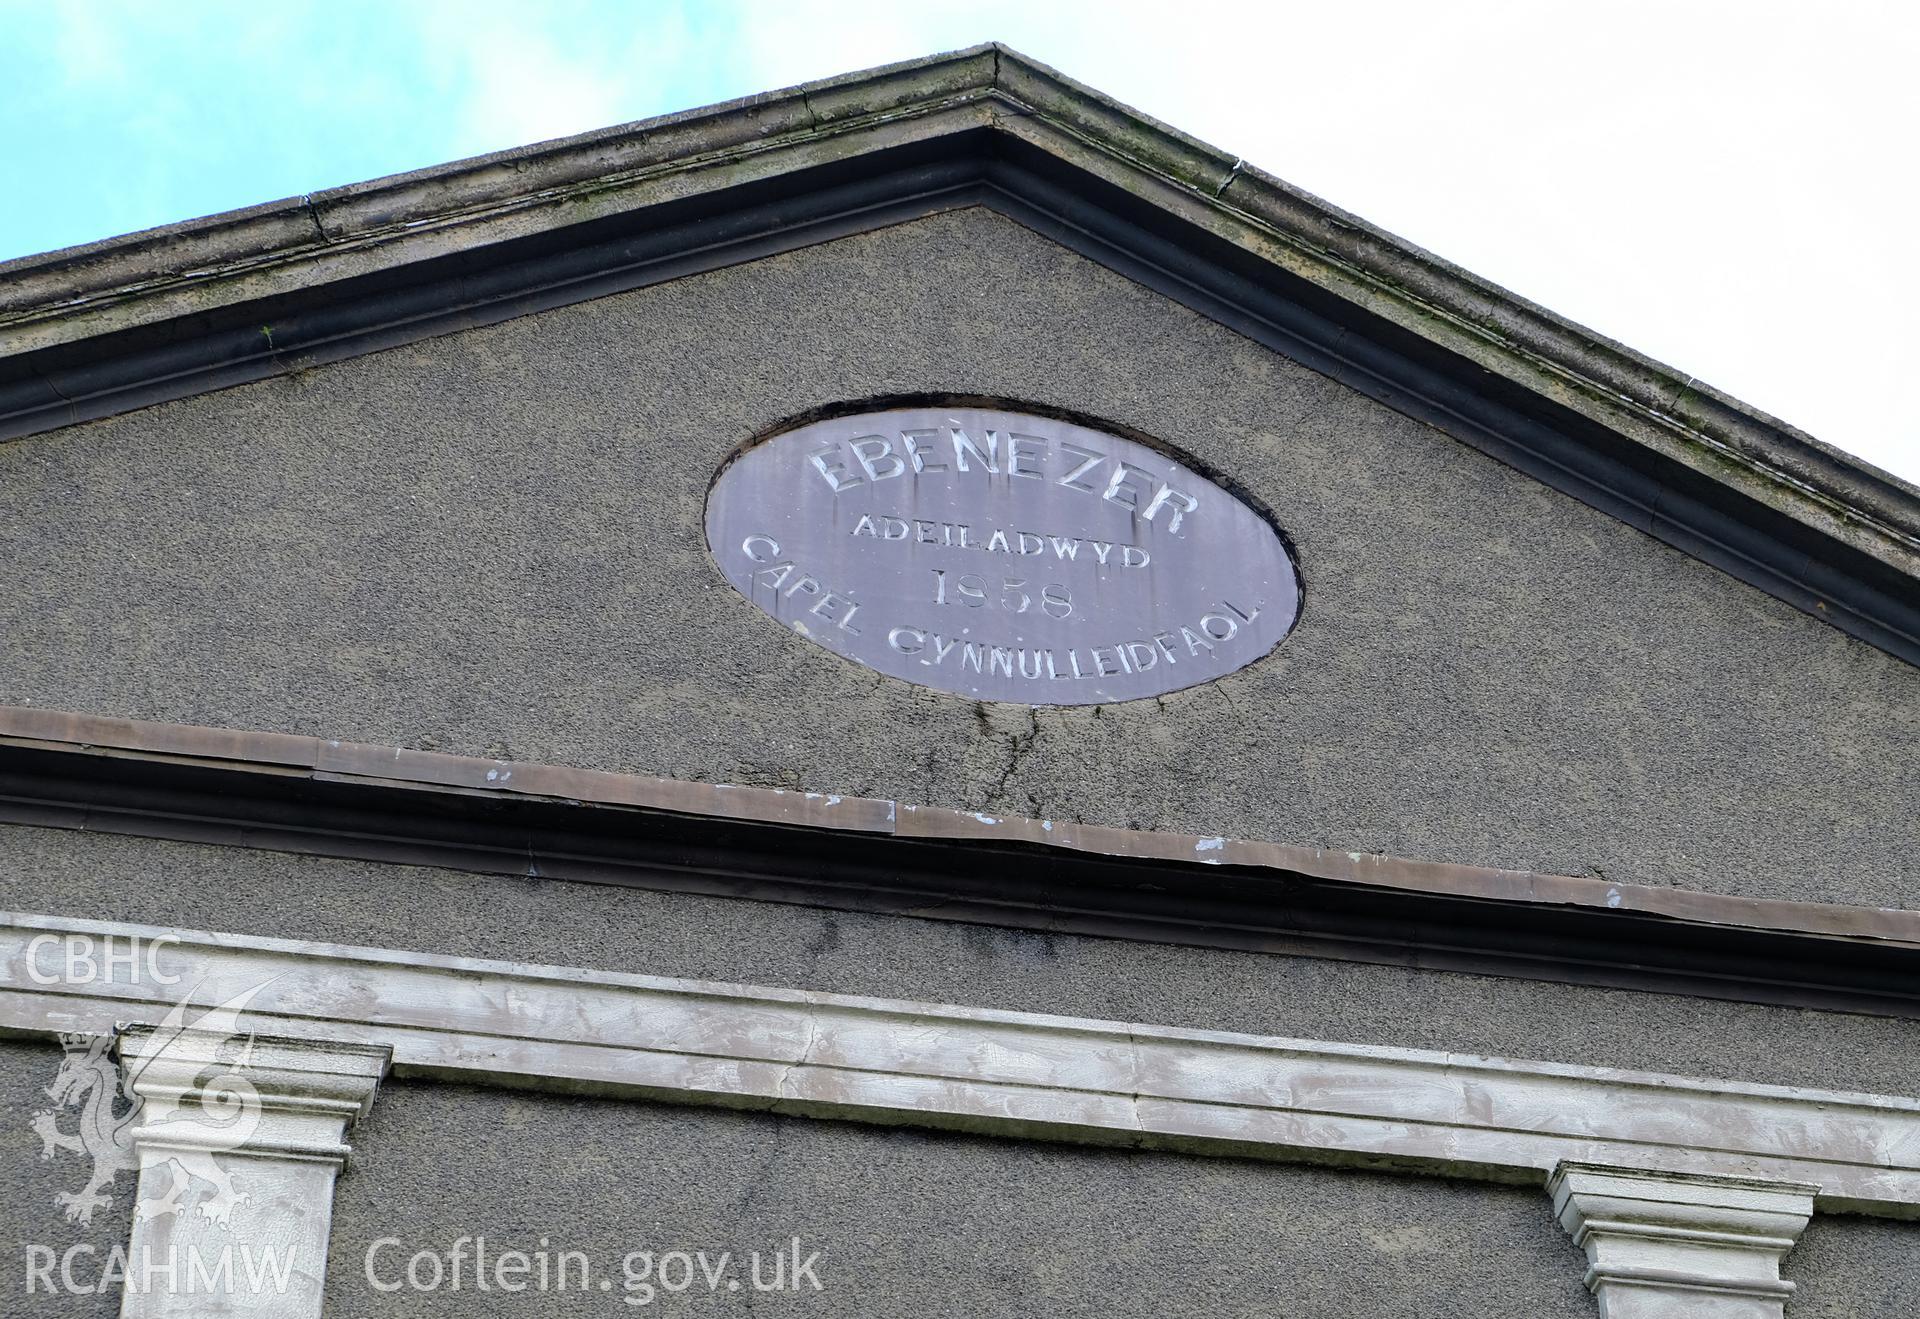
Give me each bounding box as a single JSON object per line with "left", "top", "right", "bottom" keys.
{"left": 4, "top": 2, "right": 1916, "bottom": 481}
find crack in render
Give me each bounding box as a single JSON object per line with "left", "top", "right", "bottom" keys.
{"left": 33, "top": 367, "right": 75, "bottom": 408}
{"left": 301, "top": 193, "right": 334, "bottom": 246}
{"left": 981, "top": 706, "right": 1042, "bottom": 811}
{"left": 773, "top": 1011, "right": 822, "bottom": 1108}
{"left": 1122, "top": 1028, "right": 1149, "bottom": 1147}
{"left": 1214, "top": 158, "right": 1244, "bottom": 198}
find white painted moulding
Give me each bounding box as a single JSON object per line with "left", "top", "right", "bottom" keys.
{"left": 114, "top": 1028, "right": 388, "bottom": 1319}
{"left": 3, "top": 911, "right": 1919, "bottom": 1218}
{"left": 1551, "top": 1163, "right": 1817, "bottom": 1319}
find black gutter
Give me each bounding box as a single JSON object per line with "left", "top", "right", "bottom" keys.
{"left": 3, "top": 739, "right": 1918, "bottom": 1019}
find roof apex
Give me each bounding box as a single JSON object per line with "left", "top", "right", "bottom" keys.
{"left": 3, "top": 43, "right": 1917, "bottom": 648}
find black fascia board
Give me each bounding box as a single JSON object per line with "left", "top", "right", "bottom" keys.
{"left": 3, "top": 739, "right": 1918, "bottom": 1019}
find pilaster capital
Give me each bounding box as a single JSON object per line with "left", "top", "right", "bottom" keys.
{"left": 116, "top": 1025, "right": 389, "bottom": 1167}
{"left": 1549, "top": 1161, "right": 1816, "bottom": 1318}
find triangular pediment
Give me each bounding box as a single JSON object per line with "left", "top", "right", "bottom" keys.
{"left": 2, "top": 43, "right": 1916, "bottom": 666}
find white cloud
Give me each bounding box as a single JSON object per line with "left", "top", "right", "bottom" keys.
{"left": 715, "top": 0, "right": 1920, "bottom": 479}
{"left": 12, "top": 0, "right": 1917, "bottom": 478}
{"left": 45, "top": 4, "right": 128, "bottom": 86}
{"left": 385, "top": 3, "right": 694, "bottom": 157}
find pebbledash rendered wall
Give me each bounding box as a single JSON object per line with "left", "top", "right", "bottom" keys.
{"left": 3, "top": 207, "right": 1918, "bottom": 909}
{"left": 4, "top": 205, "right": 1920, "bottom": 1314}
{"left": 4, "top": 849, "right": 1920, "bottom": 1317}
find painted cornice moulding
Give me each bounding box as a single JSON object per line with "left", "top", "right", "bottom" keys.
{"left": 1, "top": 46, "right": 1916, "bottom": 664}
{"left": 4, "top": 910, "right": 1919, "bottom": 1220}
{"left": 4, "top": 704, "right": 1913, "bottom": 943}
{"left": 6, "top": 706, "right": 1920, "bottom": 1019}
{"left": 3, "top": 44, "right": 1912, "bottom": 567}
